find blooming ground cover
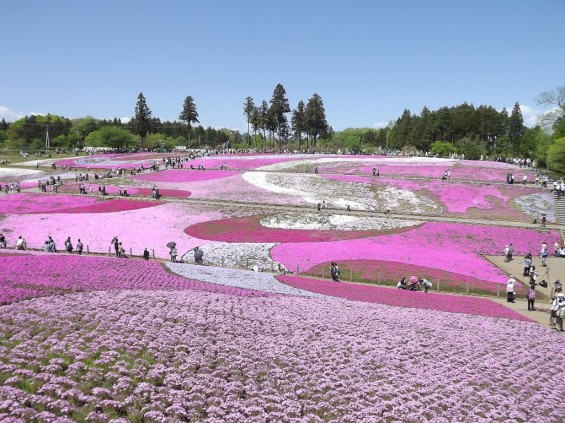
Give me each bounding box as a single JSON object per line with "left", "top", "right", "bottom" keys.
{"left": 271, "top": 221, "right": 561, "bottom": 285}
{"left": 0, "top": 193, "right": 160, "bottom": 214}
{"left": 0, "top": 253, "right": 269, "bottom": 304}
{"left": 1, "top": 289, "right": 564, "bottom": 422}
{"left": 2, "top": 153, "right": 563, "bottom": 421}
{"left": 242, "top": 171, "right": 441, "bottom": 212}
{"left": 132, "top": 169, "right": 239, "bottom": 183}
{"left": 0, "top": 202, "right": 223, "bottom": 259}
{"left": 184, "top": 214, "right": 422, "bottom": 243}
{"left": 278, "top": 275, "right": 529, "bottom": 320}
{"left": 323, "top": 174, "right": 555, "bottom": 221}
{"left": 55, "top": 183, "right": 192, "bottom": 199}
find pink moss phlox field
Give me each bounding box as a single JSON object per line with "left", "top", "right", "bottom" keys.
{"left": 323, "top": 174, "right": 541, "bottom": 216}
{"left": 1, "top": 290, "right": 564, "bottom": 422}
{"left": 184, "top": 215, "right": 391, "bottom": 243}
{"left": 56, "top": 183, "right": 191, "bottom": 199}
{"left": 56, "top": 153, "right": 298, "bottom": 170}
{"left": 307, "top": 259, "right": 504, "bottom": 293}
{"left": 278, "top": 275, "right": 529, "bottom": 321}
{"left": 0, "top": 254, "right": 270, "bottom": 304}
{"left": 0, "top": 193, "right": 159, "bottom": 214}
{"left": 271, "top": 222, "right": 561, "bottom": 284}
{"left": 0, "top": 202, "right": 222, "bottom": 259}
{"left": 133, "top": 169, "right": 239, "bottom": 183}
{"left": 356, "top": 163, "right": 534, "bottom": 182}
{"left": 186, "top": 174, "right": 308, "bottom": 206}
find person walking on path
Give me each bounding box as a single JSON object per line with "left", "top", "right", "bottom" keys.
{"left": 522, "top": 254, "right": 532, "bottom": 276}
{"left": 506, "top": 276, "right": 516, "bottom": 303}
{"left": 76, "top": 239, "right": 83, "bottom": 255}
{"left": 541, "top": 242, "right": 549, "bottom": 267}
{"left": 527, "top": 285, "right": 536, "bottom": 311}
{"left": 331, "top": 262, "right": 340, "bottom": 282}
{"left": 143, "top": 247, "right": 150, "bottom": 260}
{"left": 111, "top": 236, "right": 119, "bottom": 257}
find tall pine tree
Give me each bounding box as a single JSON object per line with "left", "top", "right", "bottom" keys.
{"left": 508, "top": 102, "right": 525, "bottom": 154}
{"left": 179, "top": 96, "right": 199, "bottom": 145}
{"left": 243, "top": 97, "right": 255, "bottom": 147}
{"left": 133, "top": 92, "right": 152, "bottom": 149}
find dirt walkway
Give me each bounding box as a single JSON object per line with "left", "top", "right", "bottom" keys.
{"left": 488, "top": 254, "right": 565, "bottom": 326}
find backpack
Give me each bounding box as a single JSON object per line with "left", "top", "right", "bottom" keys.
{"left": 528, "top": 290, "right": 536, "bottom": 300}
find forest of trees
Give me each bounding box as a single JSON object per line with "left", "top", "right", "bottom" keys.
{"left": 1, "top": 85, "right": 564, "bottom": 171}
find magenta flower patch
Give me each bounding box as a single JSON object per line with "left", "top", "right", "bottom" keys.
{"left": 271, "top": 221, "right": 561, "bottom": 284}
{"left": 306, "top": 259, "right": 503, "bottom": 293}
{"left": 278, "top": 275, "right": 530, "bottom": 321}
{"left": 0, "top": 193, "right": 159, "bottom": 214}
{"left": 184, "top": 215, "right": 413, "bottom": 243}
{"left": 0, "top": 253, "right": 271, "bottom": 304}
{"left": 132, "top": 169, "right": 239, "bottom": 183}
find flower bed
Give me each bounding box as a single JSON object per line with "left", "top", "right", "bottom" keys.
{"left": 305, "top": 259, "right": 505, "bottom": 294}
{"left": 242, "top": 171, "right": 441, "bottom": 213}
{"left": 166, "top": 262, "right": 318, "bottom": 296}
{"left": 0, "top": 193, "right": 159, "bottom": 214}
{"left": 271, "top": 221, "right": 561, "bottom": 284}
{"left": 0, "top": 253, "right": 270, "bottom": 304}
{"left": 323, "top": 175, "right": 553, "bottom": 221}
{"left": 1, "top": 289, "right": 563, "bottom": 422}
{"left": 132, "top": 169, "right": 239, "bottom": 183}
{"left": 0, "top": 202, "right": 222, "bottom": 259}
{"left": 184, "top": 214, "right": 421, "bottom": 243}
{"left": 278, "top": 275, "right": 529, "bottom": 320}
{"left": 55, "top": 183, "right": 191, "bottom": 199}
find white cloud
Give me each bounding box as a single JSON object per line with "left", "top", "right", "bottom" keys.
{"left": 518, "top": 104, "right": 538, "bottom": 128}
{"left": 372, "top": 121, "right": 390, "bottom": 129}
{"left": 0, "top": 106, "right": 46, "bottom": 122}
{"left": 120, "top": 116, "right": 131, "bottom": 123}
{"left": 0, "top": 106, "right": 21, "bottom": 122}
{"left": 500, "top": 104, "right": 540, "bottom": 128}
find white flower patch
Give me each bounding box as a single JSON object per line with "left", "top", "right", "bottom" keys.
{"left": 260, "top": 212, "right": 423, "bottom": 231}
{"left": 243, "top": 171, "right": 441, "bottom": 214}
{"left": 243, "top": 172, "right": 374, "bottom": 210}
{"left": 184, "top": 242, "right": 279, "bottom": 271}
{"left": 0, "top": 168, "right": 43, "bottom": 178}
{"left": 514, "top": 192, "right": 556, "bottom": 222}
{"left": 166, "top": 262, "right": 321, "bottom": 297}
{"left": 379, "top": 187, "right": 440, "bottom": 213}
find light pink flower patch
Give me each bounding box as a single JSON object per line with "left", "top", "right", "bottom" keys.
{"left": 132, "top": 169, "right": 239, "bottom": 183}
{"left": 0, "top": 202, "right": 221, "bottom": 259}
{"left": 187, "top": 174, "right": 308, "bottom": 206}
{"left": 271, "top": 222, "right": 561, "bottom": 284}
{"left": 278, "top": 275, "right": 530, "bottom": 321}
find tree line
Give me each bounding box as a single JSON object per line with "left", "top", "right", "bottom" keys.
{"left": 1, "top": 85, "right": 564, "bottom": 171}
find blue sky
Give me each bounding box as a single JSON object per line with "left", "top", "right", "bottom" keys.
{"left": 1, "top": 0, "right": 563, "bottom": 131}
